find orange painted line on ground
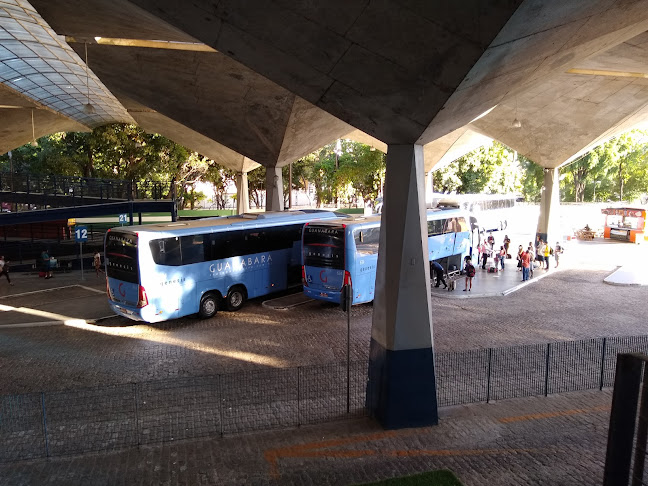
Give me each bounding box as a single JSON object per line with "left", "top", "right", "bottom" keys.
{"left": 265, "top": 403, "right": 609, "bottom": 478}
{"left": 264, "top": 430, "right": 408, "bottom": 479}
{"left": 498, "top": 405, "right": 609, "bottom": 424}
{"left": 266, "top": 442, "right": 543, "bottom": 479}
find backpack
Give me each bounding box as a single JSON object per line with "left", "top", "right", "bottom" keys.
{"left": 465, "top": 263, "right": 475, "bottom": 278}
{"left": 549, "top": 247, "right": 554, "bottom": 255}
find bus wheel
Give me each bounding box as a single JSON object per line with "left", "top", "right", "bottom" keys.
{"left": 226, "top": 286, "right": 246, "bottom": 311}
{"left": 199, "top": 293, "right": 218, "bottom": 319}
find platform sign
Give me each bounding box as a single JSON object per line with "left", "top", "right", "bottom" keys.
{"left": 74, "top": 225, "right": 88, "bottom": 242}
{"left": 74, "top": 225, "right": 88, "bottom": 281}
{"left": 119, "top": 213, "right": 128, "bottom": 225}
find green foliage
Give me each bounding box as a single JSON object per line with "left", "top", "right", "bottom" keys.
{"left": 559, "top": 130, "right": 648, "bottom": 202}
{"left": 3, "top": 124, "right": 647, "bottom": 208}
{"left": 434, "top": 142, "right": 523, "bottom": 196}
{"left": 247, "top": 166, "right": 266, "bottom": 208}
{"left": 519, "top": 154, "right": 544, "bottom": 202}
{"left": 295, "top": 139, "right": 384, "bottom": 208}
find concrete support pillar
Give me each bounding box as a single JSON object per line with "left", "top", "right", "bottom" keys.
{"left": 265, "top": 166, "right": 284, "bottom": 212}
{"left": 366, "top": 144, "right": 438, "bottom": 429}
{"left": 235, "top": 172, "right": 249, "bottom": 215}
{"left": 425, "top": 169, "right": 434, "bottom": 206}
{"left": 536, "top": 168, "right": 560, "bottom": 244}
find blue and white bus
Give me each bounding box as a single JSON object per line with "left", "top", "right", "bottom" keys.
{"left": 302, "top": 208, "right": 472, "bottom": 306}
{"left": 105, "top": 210, "right": 340, "bottom": 322}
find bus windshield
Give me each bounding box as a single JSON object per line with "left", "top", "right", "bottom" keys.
{"left": 303, "top": 226, "right": 345, "bottom": 269}
{"left": 105, "top": 231, "right": 139, "bottom": 283}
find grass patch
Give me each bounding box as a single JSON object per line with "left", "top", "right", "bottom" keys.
{"left": 178, "top": 209, "right": 235, "bottom": 217}
{"left": 335, "top": 208, "right": 366, "bottom": 214}
{"left": 355, "top": 470, "right": 463, "bottom": 486}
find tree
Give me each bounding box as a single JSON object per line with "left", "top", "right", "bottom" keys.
{"left": 518, "top": 155, "right": 544, "bottom": 202}
{"left": 559, "top": 130, "right": 648, "bottom": 202}
{"left": 335, "top": 142, "right": 385, "bottom": 206}
{"left": 434, "top": 142, "right": 522, "bottom": 196}
{"left": 205, "top": 166, "right": 237, "bottom": 209}
{"left": 247, "top": 166, "right": 266, "bottom": 208}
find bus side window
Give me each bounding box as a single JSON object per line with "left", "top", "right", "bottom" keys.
{"left": 444, "top": 218, "right": 458, "bottom": 233}
{"left": 152, "top": 237, "right": 181, "bottom": 266}
{"left": 181, "top": 235, "right": 205, "bottom": 264}
{"left": 457, "top": 217, "right": 469, "bottom": 232}
{"left": 427, "top": 219, "right": 444, "bottom": 236}
{"left": 244, "top": 230, "right": 267, "bottom": 254}
{"left": 355, "top": 227, "right": 380, "bottom": 255}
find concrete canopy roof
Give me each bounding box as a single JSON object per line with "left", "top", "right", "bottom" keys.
{"left": 3, "top": 1, "right": 648, "bottom": 176}
{"left": 0, "top": 0, "right": 133, "bottom": 129}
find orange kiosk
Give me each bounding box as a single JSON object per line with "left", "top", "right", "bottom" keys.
{"left": 601, "top": 207, "right": 648, "bottom": 243}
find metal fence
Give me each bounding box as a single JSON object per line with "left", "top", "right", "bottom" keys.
{"left": 0, "top": 172, "right": 173, "bottom": 203}
{"left": 2, "top": 335, "right": 648, "bottom": 463}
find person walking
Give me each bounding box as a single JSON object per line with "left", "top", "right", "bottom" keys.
{"left": 0, "top": 255, "right": 12, "bottom": 285}
{"left": 521, "top": 248, "right": 531, "bottom": 281}
{"left": 40, "top": 249, "right": 53, "bottom": 279}
{"left": 464, "top": 257, "right": 475, "bottom": 291}
{"left": 503, "top": 235, "right": 511, "bottom": 256}
{"left": 431, "top": 261, "right": 448, "bottom": 289}
{"left": 94, "top": 250, "right": 104, "bottom": 277}
{"left": 554, "top": 241, "right": 563, "bottom": 268}
{"left": 499, "top": 245, "right": 506, "bottom": 270}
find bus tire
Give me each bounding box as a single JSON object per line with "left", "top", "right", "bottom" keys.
{"left": 199, "top": 292, "right": 219, "bottom": 319}
{"left": 226, "top": 286, "right": 246, "bottom": 311}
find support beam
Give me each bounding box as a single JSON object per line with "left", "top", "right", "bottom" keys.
{"left": 235, "top": 171, "right": 249, "bottom": 215}
{"left": 536, "top": 168, "right": 560, "bottom": 245}
{"left": 366, "top": 144, "right": 438, "bottom": 429}
{"left": 265, "top": 166, "right": 284, "bottom": 212}
{"left": 425, "top": 169, "right": 434, "bottom": 206}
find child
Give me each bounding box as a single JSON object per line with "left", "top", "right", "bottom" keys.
{"left": 464, "top": 258, "right": 475, "bottom": 292}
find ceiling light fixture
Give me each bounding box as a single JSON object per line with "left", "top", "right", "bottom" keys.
{"left": 512, "top": 97, "right": 521, "bottom": 129}
{"left": 30, "top": 109, "right": 38, "bottom": 147}
{"left": 82, "top": 42, "right": 95, "bottom": 115}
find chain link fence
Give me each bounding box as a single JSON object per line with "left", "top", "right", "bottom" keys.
{"left": 2, "top": 335, "right": 647, "bottom": 463}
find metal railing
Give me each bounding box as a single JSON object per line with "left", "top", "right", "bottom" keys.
{"left": 0, "top": 172, "right": 174, "bottom": 204}
{"left": 2, "top": 335, "right": 648, "bottom": 463}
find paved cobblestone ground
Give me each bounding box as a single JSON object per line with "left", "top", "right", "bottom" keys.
{"left": 0, "top": 389, "right": 613, "bottom": 485}
{"left": 0, "top": 237, "right": 646, "bottom": 483}
{"left": 0, "top": 266, "right": 646, "bottom": 394}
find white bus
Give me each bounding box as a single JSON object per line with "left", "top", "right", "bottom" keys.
{"left": 432, "top": 193, "right": 519, "bottom": 233}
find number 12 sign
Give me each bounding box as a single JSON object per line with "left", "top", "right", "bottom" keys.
{"left": 74, "top": 225, "right": 88, "bottom": 242}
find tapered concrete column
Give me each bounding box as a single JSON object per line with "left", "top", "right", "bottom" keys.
{"left": 235, "top": 171, "right": 249, "bottom": 215}
{"left": 425, "top": 169, "right": 434, "bottom": 206}
{"left": 265, "top": 166, "right": 284, "bottom": 212}
{"left": 537, "top": 167, "right": 560, "bottom": 244}
{"left": 367, "top": 144, "right": 438, "bottom": 429}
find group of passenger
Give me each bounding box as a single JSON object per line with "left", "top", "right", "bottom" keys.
{"left": 517, "top": 237, "right": 563, "bottom": 281}
{"left": 473, "top": 233, "right": 565, "bottom": 284}
{"left": 477, "top": 233, "right": 511, "bottom": 270}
